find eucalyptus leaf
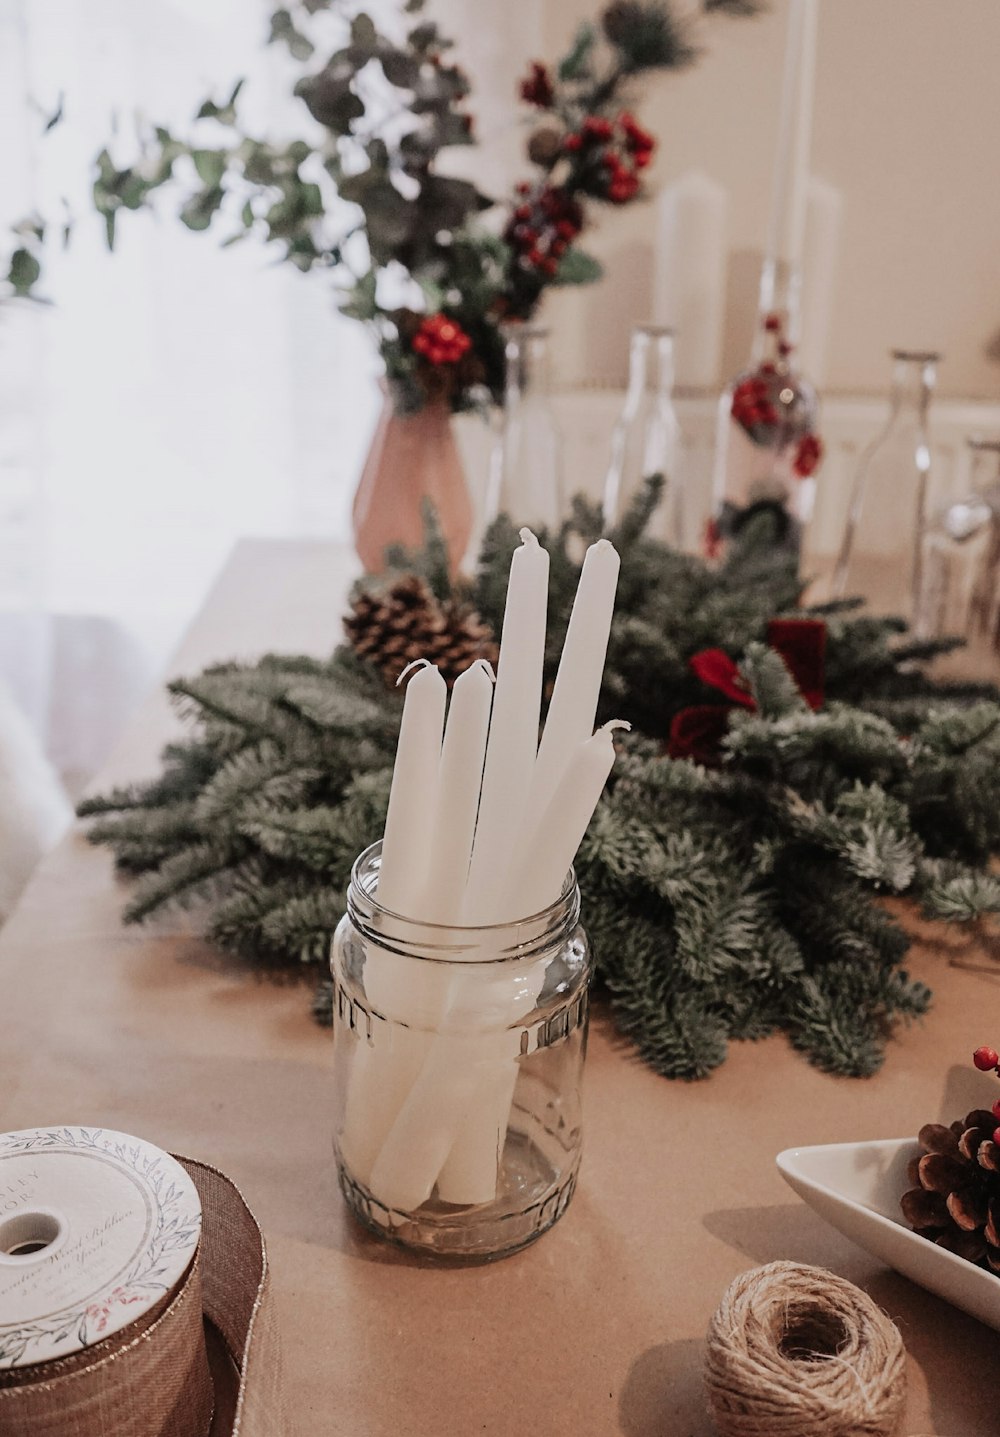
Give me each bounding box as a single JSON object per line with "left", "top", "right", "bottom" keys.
{"left": 553, "top": 248, "right": 603, "bottom": 285}
{"left": 558, "top": 22, "right": 595, "bottom": 80}
{"left": 294, "top": 71, "right": 364, "bottom": 132}
{"left": 179, "top": 186, "right": 224, "bottom": 232}
{"left": 350, "top": 13, "right": 378, "bottom": 53}
{"left": 381, "top": 50, "right": 420, "bottom": 88}
{"left": 7, "top": 247, "right": 41, "bottom": 296}
{"left": 192, "top": 149, "right": 227, "bottom": 187}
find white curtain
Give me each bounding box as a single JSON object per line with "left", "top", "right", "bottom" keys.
{"left": 0, "top": 0, "right": 388, "bottom": 776}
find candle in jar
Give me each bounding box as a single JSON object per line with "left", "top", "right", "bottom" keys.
{"left": 503, "top": 721, "right": 628, "bottom": 919}
{"left": 462, "top": 529, "right": 549, "bottom": 924}
{"left": 523, "top": 538, "right": 620, "bottom": 842}
{"left": 376, "top": 660, "right": 447, "bottom": 916}
{"left": 419, "top": 659, "right": 495, "bottom": 924}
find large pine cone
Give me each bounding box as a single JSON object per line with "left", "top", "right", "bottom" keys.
{"left": 900, "top": 1111, "right": 1000, "bottom": 1270}
{"left": 344, "top": 574, "right": 498, "bottom": 689}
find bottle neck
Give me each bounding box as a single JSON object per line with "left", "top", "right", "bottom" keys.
{"left": 625, "top": 326, "right": 675, "bottom": 402}
{"left": 751, "top": 256, "right": 802, "bottom": 367}
{"left": 888, "top": 354, "right": 937, "bottom": 426}
{"left": 504, "top": 326, "right": 551, "bottom": 403}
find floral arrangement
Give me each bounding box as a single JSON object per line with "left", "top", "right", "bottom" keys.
{"left": 901, "top": 1045, "right": 1000, "bottom": 1274}
{"left": 71, "top": 0, "right": 762, "bottom": 413}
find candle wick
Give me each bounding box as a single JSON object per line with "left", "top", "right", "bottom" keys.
{"left": 518, "top": 527, "right": 540, "bottom": 548}
{"left": 396, "top": 657, "right": 434, "bottom": 687}
{"left": 471, "top": 659, "right": 497, "bottom": 683}
{"left": 600, "top": 719, "right": 632, "bottom": 736}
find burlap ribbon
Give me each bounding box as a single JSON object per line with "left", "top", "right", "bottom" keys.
{"left": 0, "top": 1156, "right": 290, "bottom": 1437}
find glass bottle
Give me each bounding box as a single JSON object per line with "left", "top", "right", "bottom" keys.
{"left": 921, "top": 437, "right": 1000, "bottom": 644}
{"left": 712, "top": 257, "right": 821, "bottom": 560}
{"left": 330, "top": 841, "right": 593, "bottom": 1260}
{"left": 832, "top": 350, "right": 939, "bottom": 631}
{"left": 486, "top": 324, "right": 563, "bottom": 531}
{"left": 602, "top": 324, "right": 681, "bottom": 542}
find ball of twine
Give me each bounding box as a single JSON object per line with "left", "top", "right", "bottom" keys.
{"left": 704, "top": 1260, "right": 907, "bottom": 1437}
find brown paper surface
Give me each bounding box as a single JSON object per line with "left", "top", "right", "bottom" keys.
{"left": 1, "top": 540, "right": 997, "bottom": 1436}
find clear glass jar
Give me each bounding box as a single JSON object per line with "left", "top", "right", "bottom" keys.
{"left": 485, "top": 324, "right": 563, "bottom": 531}
{"left": 711, "top": 259, "right": 821, "bottom": 561}
{"left": 832, "top": 350, "right": 939, "bottom": 631}
{"left": 603, "top": 324, "right": 681, "bottom": 543}
{"left": 330, "top": 841, "right": 593, "bottom": 1260}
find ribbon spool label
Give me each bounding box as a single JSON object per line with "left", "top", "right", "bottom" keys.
{"left": 0, "top": 1127, "right": 201, "bottom": 1370}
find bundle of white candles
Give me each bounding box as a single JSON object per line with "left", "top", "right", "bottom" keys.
{"left": 343, "top": 528, "right": 622, "bottom": 1211}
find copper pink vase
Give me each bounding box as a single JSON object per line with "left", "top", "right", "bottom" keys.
{"left": 352, "top": 395, "right": 473, "bottom": 575}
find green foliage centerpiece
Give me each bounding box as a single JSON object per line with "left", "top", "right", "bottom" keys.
{"left": 80, "top": 482, "right": 1000, "bottom": 1081}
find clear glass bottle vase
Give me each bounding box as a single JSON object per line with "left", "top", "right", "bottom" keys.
{"left": 486, "top": 324, "right": 563, "bottom": 531}
{"left": 832, "top": 350, "right": 939, "bottom": 631}
{"left": 711, "top": 259, "right": 822, "bottom": 561}
{"left": 602, "top": 324, "right": 681, "bottom": 543}
{"left": 921, "top": 436, "right": 1000, "bottom": 644}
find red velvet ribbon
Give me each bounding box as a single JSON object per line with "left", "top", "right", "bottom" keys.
{"left": 668, "top": 618, "right": 826, "bottom": 763}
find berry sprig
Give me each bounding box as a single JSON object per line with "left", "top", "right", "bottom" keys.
{"left": 559, "top": 110, "right": 655, "bottom": 205}
{"left": 520, "top": 62, "right": 555, "bottom": 110}
{"left": 411, "top": 314, "right": 472, "bottom": 367}
{"left": 504, "top": 184, "right": 584, "bottom": 278}
{"left": 972, "top": 1046, "right": 1000, "bottom": 1145}
{"left": 731, "top": 376, "right": 779, "bottom": 434}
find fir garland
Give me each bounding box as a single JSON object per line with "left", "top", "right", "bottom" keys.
{"left": 79, "top": 482, "right": 1000, "bottom": 1079}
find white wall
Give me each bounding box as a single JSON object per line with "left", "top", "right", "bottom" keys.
{"left": 511, "top": 0, "right": 1000, "bottom": 398}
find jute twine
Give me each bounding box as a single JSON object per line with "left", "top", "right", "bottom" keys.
{"left": 704, "top": 1261, "right": 907, "bottom": 1437}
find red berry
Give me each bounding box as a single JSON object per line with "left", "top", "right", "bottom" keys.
{"left": 973, "top": 1046, "right": 1000, "bottom": 1071}
{"left": 992, "top": 1099, "right": 1000, "bottom": 1120}
{"left": 634, "top": 150, "right": 651, "bottom": 169}
{"left": 555, "top": 219, "right": 578, "bottom": 240}
{"left": 562, "top": 133, "right": 583, "bottom": 153}
{"left": 515, "top": 181, "right": 531, "bottom": 195}
{"left": 764, "top": 313, "right": 781, "bottom": 333}
{"left": 515, "top": 204, "right": 532, "bottom": 221}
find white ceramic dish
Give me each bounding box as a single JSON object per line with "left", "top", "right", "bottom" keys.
{"left": 776, "top": 1137, "right": 1000, "bottom": 1333}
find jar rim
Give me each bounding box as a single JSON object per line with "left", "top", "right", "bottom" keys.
{"left": 346, "top": 841, "right": 580, "bottom": 961}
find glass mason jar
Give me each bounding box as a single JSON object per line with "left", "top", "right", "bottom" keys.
{"left": 603, "top": 324, "right": 682, "bottom": 543}
{"left": 330, "top": 842, "right": 593, "bottom": 1260}
{"left": 486, "top": 324, "right": 563, "bottom": 531}
{"left": 832, "top": 350, "right": 939, "bottom": 631}
{"left": 711, "top": 259, "right": 821, "bottom": 563}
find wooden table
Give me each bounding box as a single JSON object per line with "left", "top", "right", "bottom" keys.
{"left": 2, "top": 539, "right": 998, "bottom": 1435}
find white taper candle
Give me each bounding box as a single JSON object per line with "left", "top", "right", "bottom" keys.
{"left": 376, "top": 659, "right": 447, "bottom": 915}
{"left": 503, "top": 721, "right": 629, "bottom": 919}
{"left": 766, "top": 0, "right": 820, "bottom": 272}
{"left": 522, "top": 539, "right": 620, "bottom": 844}
{"left": 417, "top": 660, "right": 495, "bottom": 924}
{"left": 462, "top": 529, "right": 549, "bottom": 924}
{"left": 653, "top": 170, "right": 728, "bottom": 390}
{"left": 798, "top": 175, "right": 843, "bottom": 387}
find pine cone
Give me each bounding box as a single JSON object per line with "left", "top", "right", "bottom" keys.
{"left": 344, "top": 574, "right": 498, "bottom": 689}
{"left": 900, "top": 1112, "right": 1000, "bottom": 1270}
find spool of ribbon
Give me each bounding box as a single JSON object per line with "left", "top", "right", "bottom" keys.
{"left": 704, "top": 1260, "right": 907, "bottom": 1437}
{"left": 0, "top": 1127, "right": 288, "bottom": 1437}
